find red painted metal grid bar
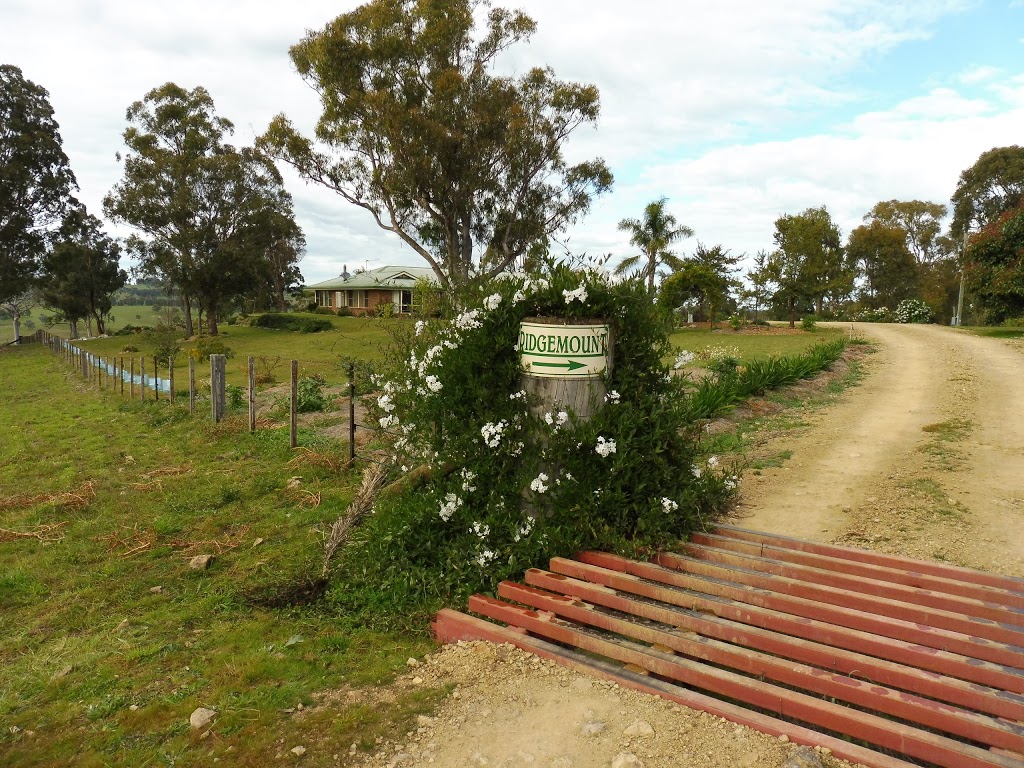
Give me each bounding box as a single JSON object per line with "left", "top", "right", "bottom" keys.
{"left": 683, "top": 541, "right": 1024, "bottom": 627}
{"left": 714, "top": 525, "right": 1024, "bottom": 593}
{"left": 432, "top": 609, "right": 920, "bottom": 768}
{"left": 691, "top": 532, "right": 1024, "bottom": 610}
{"left": 468, "top": 595, "right": 1021, "bottom": 768}
{"left": 495, "top": 580, "right": 1024, "bottom": 753}
{"left": 522, "top": 567, "right": 1024, "bottom": 722}
{"left": 654, "top": 551, "right": 1024, "bottom": 649}
{"left": 572, "top": 551, "right": 1024, "bottom": 671}
{"left": 550, "top": 556, "right": 1024, "bottom": 694}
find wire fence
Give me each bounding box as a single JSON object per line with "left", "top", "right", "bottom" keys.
{"left": 35, "top": 329, "right": 368, "bottom": 465}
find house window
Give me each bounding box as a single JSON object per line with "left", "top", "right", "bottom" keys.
{"left": 347, "top": 290, "right": 368, "bottom": 308}
{"left": 316, "top": 290, "right": 332, "bottom": 308}
{"left": 336, "top": 291, "right": 346, "bottom": 307}
{"left": 400, "top": 290, "right": 412, "bottom": 314}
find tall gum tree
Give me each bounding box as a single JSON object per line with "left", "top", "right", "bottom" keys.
{"left": 0, "top": 64, "right": 77, "bottom": 313}
{"left": 951, "top": 146, "right": 1024, "bottom": 240}
{"left": 258, "top": 0, "right": 612, "bottom": 294}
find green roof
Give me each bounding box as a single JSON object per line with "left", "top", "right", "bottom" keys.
{"left": 308, "top": 265, "right": 437, "bottom": 290}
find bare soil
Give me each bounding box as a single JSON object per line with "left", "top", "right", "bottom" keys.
{"left": 341, "top": 324, "right": 1024, "bottom": 768}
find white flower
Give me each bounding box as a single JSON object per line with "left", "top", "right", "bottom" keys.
{"left": 707, "top": 455, "right": 719, "bottom": 468}
{"left": 483, "top": 293, "right": 502, "bottom": 311}
{"left": 674, "top": 350, "right": 695, "bottom": 369}
{"left": 476, "top": 549, "right": 497, "bottom": 567}
{"left": 455, "top": 309, "right": 482, "bottom": 331}
{"left": 425, "top": 375, "right": 442, "bottom": 393}
{"left": 661, "top": 497, "right": 679, "bottom": 513}
{"left": 724, "top": 477, "right": 737, "bottom": 490}
{"left": 556, "top": 411, "right": 569, "bottom": 427}
{"left": 481, "top": 420, "right": 507, "bottom": 448}
{"left": 509, "top": 390, "right": 526, "bottom": 401}
{"left": 564, "top": 472, "right": 574, "bottom": 481}
{"left": 562, "top": 285, "right": 588, "bottom": 303}
{"left": 379, "top": 414, "right": 399, "bottom": 429}
{"left": 471, "top": 521, "right": 490, "bottom": 539}
{"left": 461, "top": 468, "right": 477, "bottom": 493}
{"left": 692, "top": 465, "right": 702, "bottom": 478}
{"left": 544, "top": 412, "right": 554, "bottom": 425}
{"left": 512, "top": 289, "right": 526, "bottom": 303}
{"left": 605, "top": 390, "right": 620, "bottom": 404}
{"left": 401, "top": 465, "right": 409, "bottom": 473}
{"left": 439, "top": 493, "right": 462, "bottom": 521}
{"left": 377, "top": 394, "right": 395, "bottom": 412}
{"left": 595, "top": 436, "right": 617, "bottom": 458}
{"left": 530, "top": 473, "right": 549, "bottom": 494}
{"left": 513, "top": 517, "right": 535, "bottom": 542}
{"left": 415, "top": 320, "right": 426, "bottom": 336}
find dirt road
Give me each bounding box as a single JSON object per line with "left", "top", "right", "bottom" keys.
{"left": 350, "top": 324, "right": 1024, "bottom": 768}
{"left": 733, "top": 323, "right": 1024, "bottom": 576}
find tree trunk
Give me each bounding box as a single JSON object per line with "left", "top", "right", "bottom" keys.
{"left": 12, "top": 311, "right": 21, "bottom": 343}
{"left": 789, "top": 296, "right": 796, "bottom": 328}
{"left": 647, "top": 254, "right": 656, "bottom": 295}
{"left": 815, "top": 296, "right": 823, "bottom": 315}
{"left": 206, "top": 304, "right": 219, "bottom": 336}
{"left": 69, "top": 319, "right": 79, "bottom": 340}
{"left": 95, "top": 311, "right": 106, "bottom": 335}
{"left": 275, "top": 274, "right": 286, "bottom": 311}
{"left": 181, "top": 294, "right": 194, "bottom": 337}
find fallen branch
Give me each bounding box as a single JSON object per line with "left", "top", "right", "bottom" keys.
{"left": 170, "top": 526, "right": 250, "bottom": 556}
{"left": 0, "top": 521, "right": 67, "bottom": 543}
{"left": 142, "top": 464, "right": 192, "bottom": 479}
{"left": 0, "top": 481, "right": 96, "bottom": 512}
{"left": 322, "top": 454, "right": 394, "bottom": 577}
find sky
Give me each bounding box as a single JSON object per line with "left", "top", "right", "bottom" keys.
{"left": 3, "top": 0, "right": 1023, "bottom": 285}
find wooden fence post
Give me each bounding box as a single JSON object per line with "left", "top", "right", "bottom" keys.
{"left": 348, "top": 362, "right": 356, "bottom": 467}
{"left": 119, "top": 357, "right": 124, "bottom": 396}
{"left": 130, "top": 358, "right": 136, "bottom": 400}
{"left": 169, "top": 358, "right": 175, "bottom": 405}
{"left": 154, "top": 357, "right": 159, "bottom": 402}
{"left": 290, "top": 360, "right": 298, "bottom": 449}
{"left": 210, "top": 354, "right": 226, "bottom": 423}
{"left": 189, "top": 357, "right": 196, "bottom": 415}
{"left": 248, "top": 356, "right": 256, "bottom": 432}
{"left": 141, "top": 356, "right": 146, "bottom": 400}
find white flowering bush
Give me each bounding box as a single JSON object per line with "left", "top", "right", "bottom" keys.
{"left": 330, "top": 265, "right": 737, "bottom": 620}
{"left": 895, "top": 299, "right": 931, "bottom": 324}
{"left": 855, "top": 306, "right": 894, "bottom": 323}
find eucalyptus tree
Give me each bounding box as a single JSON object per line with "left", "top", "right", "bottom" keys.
{"left": 615, "top": 197, "right": 694, "bottom": 294}
{"left": 0, "top": 64, "right": 77, "bottom": 307}
{"left": 951, "top": 146, "right": 1024, "bottom": 240}
{"left": 39, "top": 205, "right": 126, "bottom": 337}
{"left": 259, "top": 0, "right": 612, "bottom": 294}
{"left": 105, "top": 83, "right": 303, "bottom": 335}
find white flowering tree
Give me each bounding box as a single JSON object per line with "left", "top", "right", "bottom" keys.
{"left": 331, "top": 265, "right": 737, "bottom": 618}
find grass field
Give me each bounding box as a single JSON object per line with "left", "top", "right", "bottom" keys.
{"left": 669, "top": 325, "right": 844, "bottom": 367}
{"left": 1, "top": 305, "right": 168, "bottom": 346}
{"left": 964, "top": 326, "right": 1024, "bottom": 339}
{"left": 0, "top": 345, "right": 438, "bottom": 767}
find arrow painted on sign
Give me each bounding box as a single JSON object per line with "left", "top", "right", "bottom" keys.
{"left": 531, "top": 360, "right": 588, "bottom": 372}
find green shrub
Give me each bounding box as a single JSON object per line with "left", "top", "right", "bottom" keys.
{"left": 190, "top": 337, "right": 235, "bottom": 362}
{"left": 801, "top": 315, "right": 818, "bottom": 332}
{"left": 728, "top": 315, "right": 743, "bottom": 331}
{"left": 146, "top": 323, "right": 182, "bottom": 368}
{"left": 1003, "top": 317, "right": 1024, "bottom": 328}
{"left": 296, "top": 376, "right": 327, "bottom": 413}
{"left": 253, "top": 313, "right": 333, "bottom": 333}
{"left": 895, "top": 299, "right": 931, "bottom": 324}
{"left": 313, "top": 306, "right": 337, "bottom": 315}
{"left": 226, "top": 384, "right": 245, "bottom": 410}
{"left": 332, "top": 266, "right": 739, "bottom": 622}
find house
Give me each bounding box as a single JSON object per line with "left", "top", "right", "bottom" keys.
{"left": 308, "top": 265, "right": 438, "bottom": 316}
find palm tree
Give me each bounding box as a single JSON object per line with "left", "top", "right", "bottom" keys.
{"left": 615, "top": 198, "right": 694, "bottom": 294}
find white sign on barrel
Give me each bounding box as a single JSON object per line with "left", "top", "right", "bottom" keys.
{"left": 518, "top": 322, "right": 610, "bottom": 378}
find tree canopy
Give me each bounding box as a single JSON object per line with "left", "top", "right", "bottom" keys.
{"left": 951, "top": 146, "right": 1024, "bottom": 240}
{"left": 39, "top": 205, "right": 126, "bottom": 337}
{"left": 846, "top": 221, "right": 919, "bottom": 310}
{"left": 864, "top": 199, "right": 947, "bottom": 264}
{"left": 615, "top": 197, "right": 694, "bottom": 294}
{"left": 104, "top": 83, "right": 303, "bottom": 334}
{"left": 768, "top": 206, "right": 851, "bottom": 324}
{"left": 964, "top": 201, "right": 1024, "bottom": 323}
{"left": 0, "top": 64, "right": 77, "bottom": 304}
{"left": 259, "top": 0, "right": 612, "bottom": 293}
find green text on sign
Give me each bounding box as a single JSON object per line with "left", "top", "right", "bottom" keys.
{"left": 519, "top": 322, "right": 609, "bottom": 378}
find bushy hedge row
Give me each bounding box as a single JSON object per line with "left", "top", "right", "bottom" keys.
{"left": 252, "top": 313, "right": 333, "bottom": 333}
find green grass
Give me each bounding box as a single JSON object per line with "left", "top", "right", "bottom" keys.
{"left": 964, "top": 326, "right": 1024, "bottom": 339}
{"left": 1, "top": 304, "right": 170, "bottom": 345}
{"left": 669, "top": 326, "right": 844, "bottom": 368}
{"left": 0, "top": 345, "right": 437, "bottom": 767}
